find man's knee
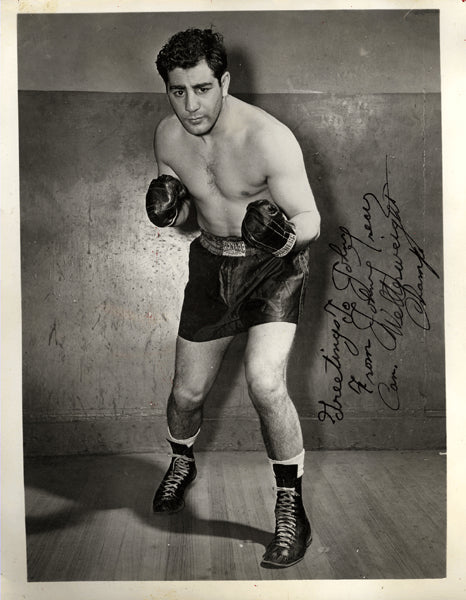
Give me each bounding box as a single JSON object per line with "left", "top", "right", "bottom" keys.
{"left": 172, "top": 379, "right": 207, "bottom": 412}
{"left": 245, "top": 361, "right": 287, "bottom": 409}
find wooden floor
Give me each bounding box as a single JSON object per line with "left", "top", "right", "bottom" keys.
{"left": 23, "top": 450, "right": 446, "bottom": 581}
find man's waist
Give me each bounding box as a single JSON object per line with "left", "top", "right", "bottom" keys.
{"left": 199, "top": 229, "right": 262, "bottom": 257}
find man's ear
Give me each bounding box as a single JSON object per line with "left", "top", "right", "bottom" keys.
{"left": 221, "top": 71, "right": 230, "bottom": 98}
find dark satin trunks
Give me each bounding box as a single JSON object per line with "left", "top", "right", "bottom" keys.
{"left": 178, "top": 229, "right": 310, "bottom": 342}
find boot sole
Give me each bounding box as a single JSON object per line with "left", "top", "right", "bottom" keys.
{"left": 260, "top": 534, "right": 313, "bottom": 569}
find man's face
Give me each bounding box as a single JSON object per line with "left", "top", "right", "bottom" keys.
{"left": 166, "top": 59, "right": 230, "bottom": 136}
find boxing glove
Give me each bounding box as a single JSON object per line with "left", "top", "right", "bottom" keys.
{"left": 146, "top": 174, "right": 188, "bottom": 227}
{"left": 242, "top": 199, "right": 297, "bottom": 257}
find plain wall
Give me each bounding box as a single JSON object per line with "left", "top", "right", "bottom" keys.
{"left": 18, "top": 11, "right": 444, "bottom": 455}
{"left": 18, "top": 11, "right": 440, "bottom": 94}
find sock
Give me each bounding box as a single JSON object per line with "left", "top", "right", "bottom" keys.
{"left": 269, "top": 449, "right": 305, "bottom": 480}
{"left": 167, "top": 427, "right": 200, "bottom": 458}
{"left": 167, "top": 427, "right": 200, "bottom": 448}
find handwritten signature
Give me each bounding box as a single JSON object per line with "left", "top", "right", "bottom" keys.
{"left": 319, "top": 156, "right": 439, "bottom": 424}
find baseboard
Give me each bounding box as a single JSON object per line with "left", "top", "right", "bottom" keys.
{"left": 22, "top": 414, "right": 446, "bottom": 456}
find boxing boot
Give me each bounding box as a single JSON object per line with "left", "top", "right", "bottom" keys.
{"left": 152, "top": 441, "right": 197, "bottom": 513}
{"left": 261, "top": 463, "right": 312, "bottom": 568}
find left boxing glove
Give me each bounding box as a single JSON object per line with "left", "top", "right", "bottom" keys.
{"left": 146, "top": 174, "right": 188, "bottom": 227}
{"left": 242, "top": 199, "right": 297, "bottom": 257}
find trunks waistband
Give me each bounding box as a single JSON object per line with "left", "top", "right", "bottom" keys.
{"left": 199, "top": 229, "right": 260, "bottom": 257}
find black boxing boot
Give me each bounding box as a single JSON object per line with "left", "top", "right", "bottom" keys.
{"left": 152, "top": 441, "right": 197, "bottom": 513}
{"left": 261, "top": 463, "right": 312, "bottom": 568}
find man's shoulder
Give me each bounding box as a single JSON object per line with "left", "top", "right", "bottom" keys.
{"left": 154, "top": 114, "right": 185, "bottom": 164}
{"left": 237, "top": 99, "right": 297, "bottom": 148}
{"left": 242, "top": 106, "right": 300, "bottom": 162}
{"left": 156, "top": 114, "right": 182, "bottom": 141}
{"left": 230, "top": 99, "right": 303, "bottom": 173}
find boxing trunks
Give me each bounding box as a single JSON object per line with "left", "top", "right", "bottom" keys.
{"left": 178, "top": 229, "right": 310, "bottom": 342}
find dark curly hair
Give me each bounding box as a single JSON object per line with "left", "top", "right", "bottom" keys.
{"left": 156, "top": 28, "right": 227, "bottom": 84}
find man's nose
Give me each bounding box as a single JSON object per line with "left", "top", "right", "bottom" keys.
{"left": 185, "top": 92, "right": 200, "bottom": 113}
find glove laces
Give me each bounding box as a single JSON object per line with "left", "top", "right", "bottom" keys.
{"left": 274, "top": 487, "right": 300, "bottom": 547}
{"left": 159, "top": 455, "right": 194, "bottom": 499}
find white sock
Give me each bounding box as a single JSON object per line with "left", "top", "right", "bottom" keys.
{"left": 269, "top": 449, "right": 305, "bottom": 478}
{"left": 167, "top": 427, "right": 200, "bottom": 448}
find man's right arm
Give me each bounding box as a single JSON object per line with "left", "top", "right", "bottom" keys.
{"left": 146, "top": 119, "right": 191, "bottom": 228}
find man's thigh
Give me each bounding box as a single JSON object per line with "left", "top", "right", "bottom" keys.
{"left": 244, "top": 322, "right": 297, "bottom": 373}
{"left": 174, "top": 335, "right": 234, "bottom": 392}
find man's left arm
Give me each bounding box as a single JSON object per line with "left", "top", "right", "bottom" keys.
{"left": 265, "top": 128, "right": 320, "bottom": 248}
{"left": 242, "top": 127, "right": 320, "bottom": 255}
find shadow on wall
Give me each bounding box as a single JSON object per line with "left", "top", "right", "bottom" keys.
{"left": 228, "top": 46, "right": 259, "bottom": 105}
{"left": 288, "top": 127, "right": 342, "bottom": 413}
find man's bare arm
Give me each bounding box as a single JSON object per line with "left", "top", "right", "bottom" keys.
{"left": 151, "top": 119, "right": 191, "bottom": 227}
{"left": 260, "top": 126, "right": 320, "bottom": 249}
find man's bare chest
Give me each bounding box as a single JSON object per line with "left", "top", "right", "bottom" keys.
{"left": 171, "top": 141, "right": 267, "bottom": 201}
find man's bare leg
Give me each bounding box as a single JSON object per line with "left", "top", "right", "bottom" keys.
{"left": 167, "top": 334, "right": 234, "bottom": 437}
{"left": 153, "top": 334, "right": 233, "bottom": 513}
{"left": 244, "top": 322, "right": 311, "bottom": 568}
{"left": 244, "top": 322, "right": 302, "bottom": 460}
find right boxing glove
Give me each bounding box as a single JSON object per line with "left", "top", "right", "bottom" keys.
{"left": 146, "top": 174, "right": 188, "bottom": 227}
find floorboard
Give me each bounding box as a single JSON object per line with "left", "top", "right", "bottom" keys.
{"left": 23, "top": 450, "right": 446, "bottom": 581}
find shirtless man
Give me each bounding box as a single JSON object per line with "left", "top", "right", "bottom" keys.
{"left": 146, "top": 29, "right": 320, "bottom": 569}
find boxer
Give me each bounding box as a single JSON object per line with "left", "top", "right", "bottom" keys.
{"left": 146, "top": 28, "right": 320, "bottom": 569}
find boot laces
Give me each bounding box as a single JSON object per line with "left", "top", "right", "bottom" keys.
{"left": 274, "top": 488, "right": 299, "bottom": 547}
{"left": 159, "top": 455, "right": 193, "bottom": 499}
